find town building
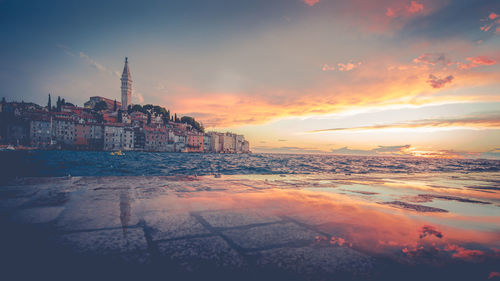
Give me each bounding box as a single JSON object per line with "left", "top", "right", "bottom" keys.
{"left": 29, "top": 115, "right": 51, "bottom": 148}
{"left": 187, "top": 132, "right": 204, "bottom": 153}
{"left": 103, "top": 124, "right": 124, "bottom": 151}
{"left": 0, "top": 58, "right": 250, "bottom": 153}
{"left": 84, "top": 96, "right": 120, "bottom": 110}
{"left": 145, "top": 127, "right": 168, "bottom": 152}
{"left": 52, "top": 112, "right": 75, "bottom": 146}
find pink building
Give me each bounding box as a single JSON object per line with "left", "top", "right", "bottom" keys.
{"left": 144, "top": 126, "right": 168, "bottom": 151}
{"left": 187, "top": 132, "right": 204, "bottom": 153}
{"left": 74, "top": 123, "right": 90, "bottom": 148}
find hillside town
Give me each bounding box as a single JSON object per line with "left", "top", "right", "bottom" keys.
{"left": 0, "top": 58, "right": 250, "bottom": 153}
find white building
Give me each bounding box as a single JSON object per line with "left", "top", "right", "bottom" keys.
{"left": 30, "top": 116, "right": 51, "bottom": 147}
{"left": 104, "top": 124, "right": 124, "bottom": 151}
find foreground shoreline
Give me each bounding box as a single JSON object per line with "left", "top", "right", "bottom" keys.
{"left": 1, "top": 173, "right": 499, "bottom": 280}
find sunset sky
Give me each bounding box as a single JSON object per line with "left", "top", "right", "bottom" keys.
{"left": 1, "top": 0, "right": 499, "bottom": 158}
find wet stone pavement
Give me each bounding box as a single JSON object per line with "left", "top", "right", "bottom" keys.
{"left": 0, "top": 174, "right": 499, "bottom": 281}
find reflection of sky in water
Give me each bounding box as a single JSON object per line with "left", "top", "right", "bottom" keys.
{"left": 2, "top": 172, "right": 499, "bottom": 280}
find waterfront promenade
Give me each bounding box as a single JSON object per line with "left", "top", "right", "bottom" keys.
{"left": 0, "top": 173, "right": 499, "bottom": 280}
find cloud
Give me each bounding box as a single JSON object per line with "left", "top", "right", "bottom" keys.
{"left": 309, "top": 113, "right": 500, "bottom": 133}
{"left": 427, "top": 74, "right": 454, "bottom": 88}
{"left": 337, "top": 61, "right": 362, "bottom": 72}
{"left": 57, "top": 44, "right": 119, "bottom": 78}
{"left": 252, "top": 145, "right": 324, "bottom": 154}
{"left": 419, "top": 225, "right": 443, "bottom": 239}
{"left": 303, "top": 0, "right": 320, "bottom": 7}
{"left": 408, "top": 1, "right": 424, "bottom": 14}
{"left": 480, "top": 12, "right": 500, "bottom": 34}
{"left": 413, "top": 53, "right": 451, "bottom": 66}
{"left": 457, "top": 56, "right": 497, "bottom": 70}
{"left": 132, "top": 92, "right": 144, "bottom": 104}
{"left": 480, "top": 148, "right": 500, "bottom": 160}
{"left": 322, "top": 62, "right": 362, "bottom": 72}
{"left": 414, "top": 53, "right": 497, "bottom": 71}
{"left": 331, "top": 145, "right": 412, "bottom": 156}
{"left": 321, "top": 64, "right": 335, "bottom": 71}
{"left": 56, "top": 44, "right": 75, "bottom": 57}
{"left": 444, "top": 244, "right": 484, "bottom": 261}
{"left": 385, "top": 0, "right": 425, "bottom": 18}
{"left": 489, "top": 272, "right": 500, "bottom": 280}
{"left": 386, "top": 8, "right": 396, "bottom": 18}
{"left": 79, "top": 52, "right": 107, "bottom": 72}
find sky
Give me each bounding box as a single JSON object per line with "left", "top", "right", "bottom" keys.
{"left": 1, "top": 0, "right": 499, "bottom": 158}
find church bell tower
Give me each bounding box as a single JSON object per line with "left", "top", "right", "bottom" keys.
{"left": 121, "top": 57, "right": 132, "bottom": 110}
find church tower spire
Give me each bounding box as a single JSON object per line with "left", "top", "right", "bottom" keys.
{"left": 121, "top": 57, "right": 132, "bottom": 110}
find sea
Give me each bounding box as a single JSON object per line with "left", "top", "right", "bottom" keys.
{"left": 1, "top": 150, "right": 499, "bottom": 182}
{"left": 1, "top": 150, "right": 500, "bottom": 281}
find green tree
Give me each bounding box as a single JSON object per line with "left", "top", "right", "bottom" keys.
{"left": 93, "top": 100, "right": 108, "bottom": 111}
{"left": 47, "top": 94, "right": 51, "bottom": 111}
{"left": 147, "top": 112, "right": 151, "bottom": 125}
{"left": 118, "top": 110, "right": 123, "bottom": 123}
{"left": 113, "top": 99, "right": 117, "bottom": 111}
{"left": 181, "top": 116, "right": 204, "bottom": 133}
{"left": 129, "top": 104, "right": 144, "bottom": 114}
{"left": 56, "top": 96, "right": 61, "bottom": 112}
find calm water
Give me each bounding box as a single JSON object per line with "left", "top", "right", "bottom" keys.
{"left": 1, "top": 150, "right": 499, "bottom": 182}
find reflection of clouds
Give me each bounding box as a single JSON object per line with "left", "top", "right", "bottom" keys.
{"left": 163, "top": 187, "right": 499, "bottom": 264}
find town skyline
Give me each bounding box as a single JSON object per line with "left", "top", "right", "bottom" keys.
{"left": 1, "top": 0, "right": 499, "bottom": 158}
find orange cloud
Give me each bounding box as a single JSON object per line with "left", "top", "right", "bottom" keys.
{"left": 457, "top": 56, "right": 497, "bottom": 70}
{"left": 413, "top": 53, "right": 451, "bottom": 66}
{"left": 321, "top": 64, "right": 335, "bottom": 71}
{"left": 158, "top": 56, "right": 500, "bottom": 128}
{"left": 385, "top": 0, "right": 425, "bottom": 18}
{"left": 427, "top": 74, "right": 454, "bottom": 88}
{"left": 408, "top": 1, "right": 424, "bottom": 13}
{"left": 480, "top": 12, "right": 500, "bottom": 34}
{"left": 309, "top": 114, "right": 500, "bottom": 133}
{"left": 337, "top": 61, "right": 362, "bottom": 71}
{"left": 322, "top": 62, "right": 362, "bottom": 72}
{"left": 386, "top": 8, "right": 396, "bottom": 18}
{"left": 303, "top": 0, "right": 319, "bottom": 7}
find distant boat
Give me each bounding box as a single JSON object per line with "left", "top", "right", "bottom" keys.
{"left": 1, "top": 145, "right": 16, "bottom": 151}
{"left": 110, "top": 150, "right": 124, "bottom": 156}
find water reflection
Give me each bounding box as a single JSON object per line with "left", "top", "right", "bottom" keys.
{"left": 143, "top": 173, "right": 500, "bottom": 265}
{"left": 120, "top": 190, "right": 131, "bottom": 236}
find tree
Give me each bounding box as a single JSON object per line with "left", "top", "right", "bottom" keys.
{"left": 93, "top": 100, "right": 108, "bottom": 111}
{"left": 147, "top": 112, "right": 151, "bottom": 125}
{"left": 56, "top": 96, "right": 61, "bottom": 112}
{"left": 129, "top": 104, "right": 144, "bottom": 114}
{"left": 113, "top": 99, "right": 117, "bottom": 111}
{"left": 118, "top": 110, "right": 123, "bottom": 123}
{"left": 181, "top": 116, "right": 204, "bottom": 133}
{"left": 47, "top": 94, "right": 51, "bottom": 111}
{"left": 61, "top": 98, "right": 65, "bottom": 106}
